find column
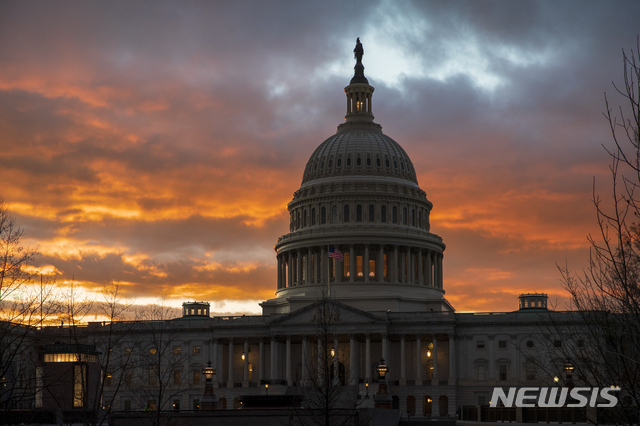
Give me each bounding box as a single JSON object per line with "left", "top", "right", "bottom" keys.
{"left": 286, "top": 336, "right": 292, "bottom": 386}
{"left": 364, "top": 245, "right": 370, "bottom": 282}
{"left": 287, "top": 254, "right": 293, "bottom": 287}
{"left": 381, "top": 334, "right": 388, "bottom": 363}
{"left": 448, "top": 333, "right": 456, "bottom": 385}
{"left": 349, "top": 334, "right": 357, "bottom": 386}
{"left": 440, "top": 254, "right": 444, "bottom": 288}
{"left": 418, "top": 250, "right": 423, "bottom": 285}
{"left": 333, "top": 335, "right": 339, "bottom": 385}
{"left": 243, "top": 338, "right": 249, "bottom": 388}
{"left": 258, "top": 339, "right": 264, "bottom": 384}
{"left": 426, "top": 251, "right": 432, "bottom": 287}
{"left": 349, "top": 245, "right": 355, "bottom": 283}
{"left": 213, "top": 339, "right": 220, "bottom": 387}
{"left": 400, "top": 334, "right": 406, "bottom": 386}
{"left": 489, "top": 335, "right": 495, "bottom": 380}
{"left": 400, "top": 250, "right": 405, "bottom": 283}
{"left": 320, "top": 249, "right": 325, "bottom": 284}
{"left": 407, "top": 248, "right": 413, "bottom": 284}
{"left": 297, "top": 250, "right": 302, "bottom": 285}
{"left": 306, "top": 249, "right": 312, "bottom": 284}
{"left": 392, "top": 246, "right": 398, "bottom": 283}
{"left": 378, "top": 246, "right": 384, "bottom": 282}
{"left": 277, "top": 255, "right": 282, "bottom": 289}
{"left": 365, "top": 334, "right": 371, "bottom": 383}
{"left": 415, "top": 335, "right": 422, "bottom": 384}
{"left": 301, "top": 336, "right": 309, "bottom": 385}
{"left": 227, "top": 339, "right": 234, "bottom": 388}
{"left": 270, "top": 336, "right": 276, "bottom": 381}
{"left": 431, "top": 336, "right": 438, "bottom": 386}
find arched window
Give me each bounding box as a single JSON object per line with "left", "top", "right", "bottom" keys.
{"left": 418, "top": 210, "right": 421, "bottom": 228}
{"left": 337, "top": 157, "right": 342, "bottom": 167}
{"left": 381, "top": 205, "right": 387, "bottom": 223}
{"left": 311, "top": 208, "right": 316, "bottom": 225}
{"left": 343, "top": 205, "right": 350, "bottom": 222}
{"left": 303, "top": 209, "right": 307, "bottom": 227}
{"left": 385, "top": 158, "right": 390, "bottom": 168}
{"left": 376, "top": 157, "right": 381, "bottom": 167}
{"left": 346, "top": 156, "right": 352, "bottom": 167}
{"left": 321, "top": 206, "right": 327, "bottom": 224}
{"left": 356, "top": 156, "right": 362, "bottom": 166}
{"left": 368, "top": 204, "right": 375, "bottom": 222}
{"left": 296, "top": 210, "right": 300, "bottom": 229}
{"left": 366, "top": 157, "right": 372, "bottom": 166}
{"left": 392, "top": 206, "right": 398, "bottom": 223}
{"left": 356, "top": 205, "right": 362, "bottom": 222}
{"left": 332, "top": 205, "right": 338, "bottom": 223}
{"left": 403, "top": 207, "right": 407, "bottom": 225}
{"left": 411, "top": 208, "right": 415, "bottom": 226}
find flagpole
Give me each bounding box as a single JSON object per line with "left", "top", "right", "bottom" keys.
{"left": 327, "top": 244, "right": 331, "bottom": 298}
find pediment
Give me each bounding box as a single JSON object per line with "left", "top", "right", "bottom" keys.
{"left": 270, "top": 299, "right": 387, "bottom": 327}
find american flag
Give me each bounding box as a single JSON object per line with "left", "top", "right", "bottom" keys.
{"left": 328, "top": 246, "right": 343, "bottom": 261}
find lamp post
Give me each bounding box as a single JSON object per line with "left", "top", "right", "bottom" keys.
{"left": 563, "top": 358, "right": 575, "bottom": 390}
{"left": 374, "top": 358, "right": 393, "bottom": 409}
{"left": 201, "top": 361, "right": 216, "bottom": 409}
{"left": 265, "top": 383, "right": 269, "bottom": 395}
{"left": 365, "top": 381, "right": 369, "bottom": 399}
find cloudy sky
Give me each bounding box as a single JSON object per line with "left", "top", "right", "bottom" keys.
{"left": 1, "top": 0, "right": 639, "bottom": 315}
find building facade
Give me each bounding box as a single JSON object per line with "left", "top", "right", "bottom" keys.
{"left": 18, "top": 41, "right": 577, "bottom": 421}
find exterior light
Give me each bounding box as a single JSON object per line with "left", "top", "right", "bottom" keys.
{"left": 427, "top": 397, "right": 432, "bottom": 403}
{"left": 265, "top": 383, "right": 269, "bottom": 395}
{"left": 377, "top": 358, "right": 388, "bottom": 379}
{"left": 427, "top": 350, "right": 431, "bottom": 358}
{"left": 554, "top": 376, "right": 559, "bottom": 383}
{"left": 241, "top": 352, "right": 245, "bottom": 361}
{"left": 202, "top": 361, "right": 215, "bottom": 381}
{"left": 563, "top": 358, "right": 575, "bottom": 374}
{"left": 331, "top": 348, "right": 335, "bottom": 357}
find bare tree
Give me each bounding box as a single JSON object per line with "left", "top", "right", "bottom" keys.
{"left": 557, "top": 37, "right": 640, "bottom": 425}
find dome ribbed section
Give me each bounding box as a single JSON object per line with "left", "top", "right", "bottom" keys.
{"left": 301, "top": 125, "right": 418, "bottom": 185}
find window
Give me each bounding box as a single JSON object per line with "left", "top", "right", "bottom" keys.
{"left": 321, "top": 206, "right": 326, "bottom": 224}
{"left": 477, "top": 341, "right": 485, "bottom": 349}
{"left": 499, "top": 364, "right": 507, "bottom": 381}
{"left": 376, "top": 157, "right": 381, "bottom": 167}
{"left": 343, "top": 252, "right": 350, "bottom": 277}
{"left": 385, "top": 158, "right": 390, "bottom": 168}
{"left": 332, "top": 205, "right": 338, "bottom": 223}
{"left": 328, "top": 159, "right": 333, "bottom": 168}
{"left": 173, "top": 346, "right": 181, "bottom": 355}
{"left": 356, "top": 254, "right": 363, "bottom": 277}
{"left": 105, "top": 373, "right": 112, "bottom": 387}
{"left": 368, "top": 204, "right": 374, "bottom": 222}
{"left": 525, "top": 359, "right": 537, "bottom": 381}
{"left": 193, "top": 399, "right": 200, "bottom": 410}
{"left": 337, "top": 158, "right": 342, "bottom": 167}
{"left": 125, "top": 371, "right": 132, "bottom": 386}
{"left": 526, "top": 340, "right": 534, "bottom": 348}
{"left": 356, "top": 205, "right": 362, "bottom": 222}
{"left": 125, "top": 348, "right": 133, "bottom": 356}
{"left": 193, "top": 346, "right": 202, "bottom": 355}
{"left": 173, "top": 399, "right": 180, "bottom": 411}
{"left": 148, "top": 366, "right": 157, "bottom": 386}
{"left": 554, "top": 340, "right": 562, "bottom": 348}
{"left": 193, "top": 369, "right": 201, "bottom": 385}
{"left": 173, "top": 370, "right": 181, "bottom": 385}
{"left": 403, "top": 207, "right": 407, "bottom": 225}
{"left": 366, "top": 157, "right": 372, "bottom": 166}
{"left": 312, "top": 208, "right": 316, "bottom": 225}
{"left": 73, "top": 365, "right": 86, "bottom": 407}
{"left": 411, "top": 209, "right": 415, "bottom": 226}
{"left": 394, "top": 159, "right": 398, "bottom": 169}
{"left": 476, "top": 364, "right": 486, "bottom": 381}
{"left": 381, "top": 205, "right": 387, "bottom": 223}
{"left": 123, "top": 400, "right": 132, "bottom": 411}
{"left": 346, "top": 157, "right": 352, "bottom": 167}
{"left": 498, "top": 340, "right": 507, "bottom": 349}
{"left": 303, "top": 209, "right": 307, "bottom": 227}
{"left": 148, "top": 400, "right": 157, "bottom": 411}
{"left": 392, "top": 206, "right": 398, "bottom": 223}
{"left": 383, "top": 253, "right": 388, "bottom": 278}
{"left": 343, "top": 205, "right": 350, "bottom": 222}
{"left": 356, "top": 156, "right": 362, "bottom": 166}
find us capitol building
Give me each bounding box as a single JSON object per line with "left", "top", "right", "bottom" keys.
{"left": 30, "top": 41, "right": 566, "bottom": 420}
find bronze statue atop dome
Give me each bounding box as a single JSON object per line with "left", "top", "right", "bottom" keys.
{"left": 354, "top": 37, "right": 364, "bottom": 63}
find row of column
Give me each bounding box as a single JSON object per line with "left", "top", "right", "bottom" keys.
{"left": 211, "top": 334, "right": 455, "bottom": 388}
{"left": 276, "top": 245, "right": 443, "bottom": 289}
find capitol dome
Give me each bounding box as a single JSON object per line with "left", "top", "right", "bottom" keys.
{"left": 261, "top": 39, "right": 451, "bottom": 315}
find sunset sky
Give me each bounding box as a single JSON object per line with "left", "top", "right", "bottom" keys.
{"left": 1, "top": 1, "right": 639, "bottom": 315}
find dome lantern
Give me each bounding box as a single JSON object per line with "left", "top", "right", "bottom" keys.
{"left": 342, "top": 38, "right": 375, "bottom": 126}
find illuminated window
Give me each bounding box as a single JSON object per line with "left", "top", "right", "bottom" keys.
{"left": 369, "top": 259, "right": 376, "bottom": 277}
{"left": 73, "top": 365, "right": 86, "bottom": 408}
{"left": 193, "top": 346, "right": 201, "bottom": 355}
{"left": 330, "top": 258, "right": 335, "bottom": 278}
{"left": 193, "top": 369, "right": 201, "bottom": 385}
{"left": 149, "top": 348, "right": 157, "bottom": 355}
{"left": 148, "top": 400, "right": 157, "bottom": 411}
{"left": 173, "top": 346, "right": 181, "bottom": 355}
{"left": 356, "top": 255, "right": 363, "bottom": 277}
{"left": 105, "top": 373, "right": 112, "bottom": 387}
{"left": 43, "top": 353, "right": 97, "bottom": 363}
{"left": 384, "top": 253, "right": 388, "bottom": 278}
{"left": 343, "top": 252, "right": 350, "bottom": 277}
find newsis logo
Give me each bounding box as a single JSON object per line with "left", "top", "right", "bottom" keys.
{"left": 490, "top": 387, "right": 620, "bottom": 408}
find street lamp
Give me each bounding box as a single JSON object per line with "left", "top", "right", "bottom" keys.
{"left": 365, "top": 381, "right": 369, "bottom": 399}
{"left": 563, "top": 358, "right": 575, "bottom": 389}
{"left": 265, "top": 383, "right": 269, "bottom": 395}
{"left": 377, "top": 359, "right": 388, "bottom": 379}
{"left": 374, "top": 358, "right": 392, "bottom": 409}
{"left": 201, "top": 361, "right": 216, "bottom": 409}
